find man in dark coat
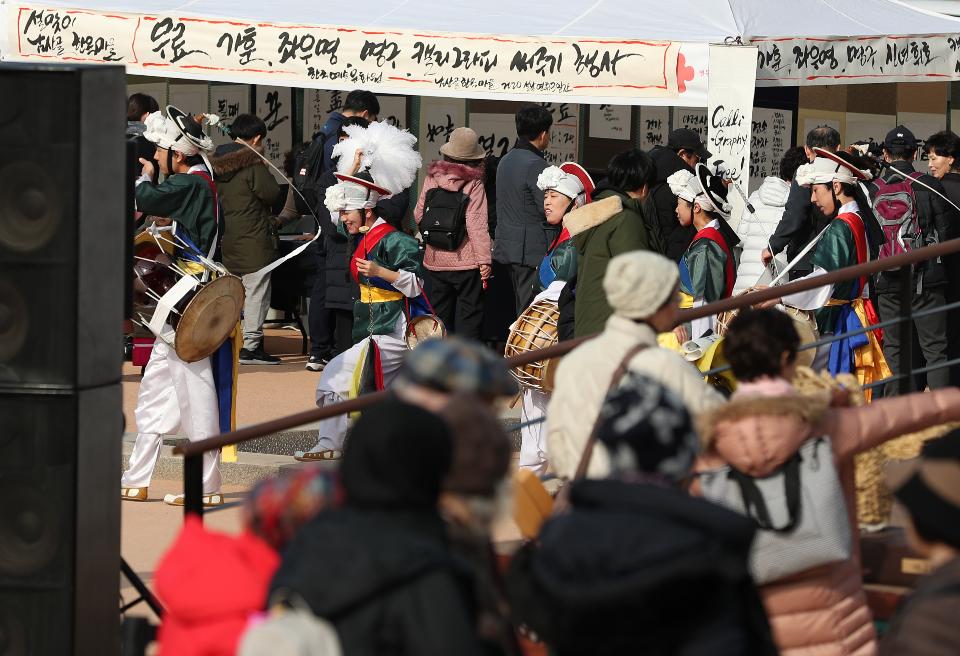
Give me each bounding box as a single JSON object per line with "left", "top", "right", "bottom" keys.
{"left": 647, "top": 128, "right": 711, "bottom": 261}
{"left": 762, "top": 127, "right": 840, "bottom": 279}
{"left": 508, "top": 374, "right": 776, "bottom": 656}
{"left": 493, "top": 105, "right": 554, "bottom": 314}
{"left": 871, "top": 125, "right": 957, "bottom": 395}
{"left": 270, "top": 400, "right": 486, "bottom": 656}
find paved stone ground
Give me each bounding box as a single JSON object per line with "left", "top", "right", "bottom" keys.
{"left": 120, "top": 328, "right": 523, "bottom": 629}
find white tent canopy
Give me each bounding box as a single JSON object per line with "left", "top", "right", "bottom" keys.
{"left": 7, "top": 0, "right": 960, "bottom": 40}
{"left": 2, "top": 0, "right": 960, "bottom": 102}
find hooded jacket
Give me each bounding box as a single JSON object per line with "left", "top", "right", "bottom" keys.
{"left": 415, "top": 160, "right": 492, "bottom": 271}
{"left": 507, "top": 479, "right": 777, "bottom": 656}
{"left": 572, "top": 184, "right": 650, "bottom": 337}
{"left": 155, "top": 517, "right": 280, "bottom": 656}
{"left": 735, "top": 176, "right": 791, "bottom": 292}
{"left": 546, "top": 317, "right": 724, "bottom": 480}
{"left": 269, "top": 509, "right": 486, "bottom": 656}
{"left": 870, "top": 160, "right": 955, "bottom": 294}
{"left": 212, "top": 142, "right": 284, "bottom": 275}
{"left": 694, "top": 379, "right": 960, "bottom": 656}
{"left": 648, "top": 146, "right": 697, "bottom": 261}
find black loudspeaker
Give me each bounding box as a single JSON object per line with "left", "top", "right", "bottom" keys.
{"left": 0, "top": 64, "right": 125, "bottom": 655}
{"left": 0, "top": 64, "right": 126, "bottom": 390}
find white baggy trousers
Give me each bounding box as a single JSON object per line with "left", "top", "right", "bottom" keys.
{"left": 121, "top": 337, "right": 222, "bottom": 493}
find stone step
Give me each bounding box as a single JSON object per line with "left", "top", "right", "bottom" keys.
{"left": 121, "top": 440, "right": 337, "bottom": 487}
{"left": 134, "top": 417, "right": 524, "bottom": 458}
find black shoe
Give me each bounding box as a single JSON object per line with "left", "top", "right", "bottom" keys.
{"left": 305, "top": 354, "right": 329, "bottom": 372}
{"left": 239, "top": 347, "right": 281, "bottom": 365}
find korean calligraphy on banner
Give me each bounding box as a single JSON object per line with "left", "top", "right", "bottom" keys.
{"left": 638, "top": 106, "right": 669, "bottom": 151}
{"left": 7, "top": 5, "right": 681, "bottom": 104}
{"left": 754, "top": 35, "right": 960, "bottom": 87}
{"left": 256, "top": 85, "right": 292, "bottom": 181}
{"left": 589, "top": 104, "right": 631, "bottom": 141}
{"left": 210, "top": 85, "right": 250, "bottom": 147}
{"left": 542, "top": 102, "right": 579, "bottom": 165}
{"left": 468, "top": 113, "right": 515, "bottom": 159}
{"left": 302, "top": 89, "right": 345, "bottom": 142}
{"left": 672, "top": 107, "right": 708, "bottom": 141}
{"left": 419, "top": 96, "right": 466, "bottom": 165}
{"left": 749, "top": 108, "right": 792, "bottom": 193}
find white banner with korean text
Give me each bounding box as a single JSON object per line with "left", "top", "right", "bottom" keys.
{"left": 5, "top": 4, "right": 684, "bottom": 104}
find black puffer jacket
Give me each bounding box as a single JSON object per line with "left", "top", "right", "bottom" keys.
{"left": 870, "top": 160, "right": 957, "bottom": 294}
{"left": 507, "top": 479, "right": 777, "bottom": 656}
{"left": 649, "top": 146, "right": 697, "bottom": 261}
{"left": 270, "top": 509, "right": 486, "bottom": 656}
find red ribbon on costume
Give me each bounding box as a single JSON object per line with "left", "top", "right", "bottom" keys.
{"left": 548, "top": 227, "right": 571, "bottom": 253}
{"left": 691, "top": 226, "right": 735, "bottom": 299}
{"left": 837, "top": 212, "right": 883, "bottom": 343}
{"left": 349, "top": 222, "right": 396, "bottom": 284}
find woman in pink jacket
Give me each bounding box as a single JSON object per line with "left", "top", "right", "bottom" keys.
{"left": 414, "top": 127, "right": 492, "bottom": 340}
{"left": 695, "top": 308, "right": 960, "bottom": 656}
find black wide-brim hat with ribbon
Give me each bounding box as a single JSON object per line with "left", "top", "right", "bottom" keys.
{"left": 695, "top": 163, "right": 731, "bottom": 219}
{"left": 166, "top": 105, "right": 212, "bottom": 153}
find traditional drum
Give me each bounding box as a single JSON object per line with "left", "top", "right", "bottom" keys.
{"left": 404, "top": 314, "right": 446, "bottom": 349}
{"left": 504, "top": 300, "right": 560, "bottom": 392}
{"left": 715, "top": 288, "right": 819, "bottom": 368}
{"left": 132, "top": 231, "right": 244, "bottom": 363}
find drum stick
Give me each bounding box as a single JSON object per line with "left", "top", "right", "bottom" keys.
{"left": 768, "top": 224, "right": 830, "bottom": 287}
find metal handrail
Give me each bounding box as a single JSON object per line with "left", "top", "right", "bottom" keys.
{"left": 176, "top": 236, "right": 960, "bottom": 459}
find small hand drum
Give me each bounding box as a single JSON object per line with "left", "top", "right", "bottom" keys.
{"left": 505, "top": 300, "right": 561, "bottom": 392}
{"left": 404, "top": 314, "right": 446, "bottom": 349}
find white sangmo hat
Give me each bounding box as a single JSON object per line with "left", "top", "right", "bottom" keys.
{"left": 795, "top": 147, "right": 873, "bottom": 186}
{"left": 142, "top": 105, "right": 216, "bottom": 156}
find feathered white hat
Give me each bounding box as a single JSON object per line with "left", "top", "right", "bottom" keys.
{"left": 795, "top": 147, "right": 873, "bottom": 187}
{"left": 142, "top": 105, "right": 216, "bottom": 155}
{"left": 333, "top": 121, "right": 421, "bottom": 195}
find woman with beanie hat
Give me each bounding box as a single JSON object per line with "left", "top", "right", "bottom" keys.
{"left": 545, "top": 250, "right": 725, "bottom": 480}
{"left": 269, "top": 399, "right": 485, "bottom": 656}
{"left": 881, "top": 429, "right": 960, "bottom": 656}
{"left": 508, "top": 373, "right": 777, "bottom": 656}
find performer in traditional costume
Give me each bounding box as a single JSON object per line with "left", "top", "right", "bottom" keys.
{"left": 513, "top": 163, "right": 594, "bottom": 474}
{"left": 668, "top": 164, "right": 741, "bottom": 340}
{"left": 295, "top": 122, "right": 423, "bottom": 461}
{"left": 764, "top": 148, "right": 890, "bottom": 397}
{"left": 122, "top": 107, "right": 239, "bottom": 506}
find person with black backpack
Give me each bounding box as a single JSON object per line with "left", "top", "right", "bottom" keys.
{"left": 293, "top": 90, "right": 380, "bottom": 215}
{"left": 646, "top": 128, "right": 711, "bottom": 260}
{"left": 414, "top": 127, "right": 491, "bottom": 340}
{"left": 870, "top": 125, "right": 956, "bottom": 395}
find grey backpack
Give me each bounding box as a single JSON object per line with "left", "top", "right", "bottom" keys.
{"left": 699, "top": 436, "right": 852, "bottom": 584}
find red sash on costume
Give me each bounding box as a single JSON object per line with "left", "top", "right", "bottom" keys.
{"left": 836, "top": 212, "right": 868, "bottom": 295}
{"left": 548, "top": 227, "right": 571, "bottom": 253}
{"left": 190, "top": 170, "right": 221, "bottom": 234}
{"left": 836, "top": 211, "right": 883, "bottom": 343}
{"left": 349, "top": 222, "right": 396, "bottom": 283}
{"left": 692, "top": 226, "right": 735, "bottom": 298}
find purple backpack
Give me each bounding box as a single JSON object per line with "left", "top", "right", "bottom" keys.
{"left": 872, "top": 172, "right": 922, "bottom": 258}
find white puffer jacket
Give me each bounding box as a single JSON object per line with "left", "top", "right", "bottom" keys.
{"left": 734, "top": 177, "right": 791, "bottom": 293}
